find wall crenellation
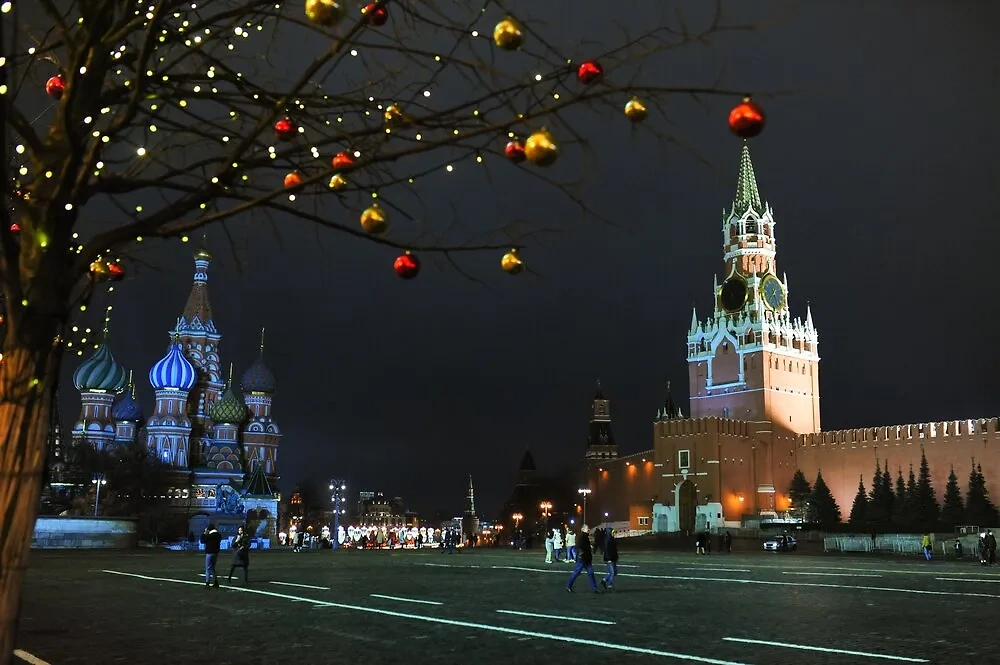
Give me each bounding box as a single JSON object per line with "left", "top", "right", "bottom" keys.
{"left": 657, "top": 416, "right": 755, "bottom": 438}
{"left": 799, "top": 418, "right": 1000, "bottom": 448}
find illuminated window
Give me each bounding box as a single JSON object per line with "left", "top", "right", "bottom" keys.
{"left": 678, "top": 450, "right": 690, "bottom": 469}
{"left": 637, "top": 516, "right": 650, "bottom": 526}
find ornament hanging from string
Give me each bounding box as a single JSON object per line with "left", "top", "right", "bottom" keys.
{"left": 393, "top": 252, "right": 420, "bottom": 279}
{"left": 360, "top": 204, "right": 388, "bottom": 235}
{"left": 728, "top": 97, "right": 766, "bottom": 138}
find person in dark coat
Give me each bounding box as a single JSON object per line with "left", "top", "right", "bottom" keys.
{"left": 601, "top": 530, "right": 619, "bottom": 590}
{"left": 200, "top": 524, "right": 222, "bottom": 588}
{"left": 228, "top": 525, "right": 251, "bottom": 583}
{"left": 566, "top": 525, "right": 599, "bottom": 593}
{"left": 724, "top": 531, "right": 732, "bottom": 553}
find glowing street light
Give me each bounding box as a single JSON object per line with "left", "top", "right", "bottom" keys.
{"left": 511, "top": 512, "right": 523, "bottom": 528}
{"left": 91, "top": 473, "right": 107, "bottom": 517}
{"left": 539, "top": 501, "right": 552, "bottom": 518}
{"left": 577, "top": 488, "right": 592, "bottom": 525}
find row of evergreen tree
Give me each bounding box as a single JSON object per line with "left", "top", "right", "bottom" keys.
{"left": 787, "top": 454, "right": 1000, "bottom": 532}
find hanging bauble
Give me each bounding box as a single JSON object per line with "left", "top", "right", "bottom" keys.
{"left": 493, "top": 17, "right": 523, "bottom": 50}
{"left": 328, "top": 174, "right": 348, "bottom": 191}
{"left": 504, "top": 139, "right": 526, "bottom": 164}
{"left": 273, "top": 117, "right": 298, "bottom": 141}
{"left": 106, "top": 262, "right": 126, "bottom": 282}
{"left": 362, "top": 2, "right": 388, "bottom": 26}
{"left": 576, "top": 61, "right": 603, "bottom": 85}
{"left": 384, "top": 103, "right": 405, "bottom": 126}
{"left": 305, "top": 0, "right": 345, "bottom": 26}
{"left": 360, "top": 204, "right": 389, "bottom": 235}
{"left": 524, "top": 129, "right": 559, "bottom": 166}
{"left": 393, "top": 252, "right": 420, "bottom": 280}
{"left": 728, "top": 97, "right": 766, "bottom": 138}
{"left": 332, "top": 151, "right": 354, "bottom": 170}
{"left": 45, "top": 75, "right": 66, "bottom": 100}
{"left": 89, "top": 259, "right": 110, "bottom": 281}
{"left": 284, "top": 170, "right": 304, "bottom": 189}
{"left": 501, "top": 249, "right": 524, "bottom": 275}
{"left": 624, "top": 97, "right": 648, "bottom": 123}
{"left": 9, "top": 223, "right": 20, "bottom": 235}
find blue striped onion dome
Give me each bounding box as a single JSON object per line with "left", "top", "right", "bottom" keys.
{"left": 111, "top": 390, "right": 144, "bottom": 422}
{"left": 240, "top": 355, "right": 275, "bottom": 394}
{"left": 209, "top": 384, "right": 248, "bottom": 424}
{"left": 72, "top": 344, "right": 127, "bottom": 393}
{"left": 149, "top": 343, "right": 197, "bottom": 391}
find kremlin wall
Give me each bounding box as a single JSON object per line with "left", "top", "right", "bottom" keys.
{"left": 583, "top": 143, "right": 999, "bottom": 532}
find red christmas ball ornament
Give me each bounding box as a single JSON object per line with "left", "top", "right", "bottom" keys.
{"left": 106, "top": 262, "right": 126, "bottom": 282}
{"left": 728, "top": 97, "right": 766, "bottom": 139}
{"left": 362, "top": 2, "right": 388, "bottom": 26}
{"left": 576, "top": 61, "right": 603, "bottom": 85}
{"left": 332, "top": 151, "right": 354, "bottom": 170}
{"left": 284, "top": 170, "right": 304, "bottom": 188}
{"left": 393, "top": 252, "right": 420, "bottom": 280}
{"left": 45, "top": 74, "right": 66, "bottom": 100}
{"left": 504, "top": 139, "right": 526, "bottom": 164}
{"left": 9, "top": 223, "right": 20, "bottom": 235}
{"left": 273, "top": 117, "right": 298, "bottom": 141}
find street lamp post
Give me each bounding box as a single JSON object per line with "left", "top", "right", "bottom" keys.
{"left": 539, "top": 501, "right": 552, "bottom": 519}
{"left": 329, "top": 480, "right": 347, "bottom": 550}
{"left": 577, "top": 488, "right": 592, "bottom": 526}
{"left": 511, "top": 512, "right": 523, "bottom": 549}
{"left": 91, "top": 473, "right": 107, "bottom": 517}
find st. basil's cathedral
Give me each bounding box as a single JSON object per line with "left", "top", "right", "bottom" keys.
{"left": 67, "top": 248, "right": 280, "bottom": 541}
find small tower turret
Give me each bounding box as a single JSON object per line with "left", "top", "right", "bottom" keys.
{"left": 71, "top": 311, "right": 128, "bottom": 451}
{"left": 146, "top": 339, "right": 197, "bottom": 467}
{"left": 112, "top": 370, "right": 145, "bottom": 448}
{"left": 585, "top": 380, "right": 618, "bottom": 460}
{"left": 206, "top": 363, "right": 248, "bottom": 472}
{"left": 241, "top": 328, "right": 281, "bottom": 481}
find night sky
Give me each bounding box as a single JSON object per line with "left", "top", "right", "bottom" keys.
{"left": 57, "top": 1, "right": 1000, "bottom": 517}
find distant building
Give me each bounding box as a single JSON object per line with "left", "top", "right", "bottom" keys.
{"left": 356, "top": 490, "right": 405, "bottom": 527}
{"left": 461, "top": 474, "right": 480, "bottom": 537}
{"left": 585, "top": 142, "right": 1000, "bottom": 532}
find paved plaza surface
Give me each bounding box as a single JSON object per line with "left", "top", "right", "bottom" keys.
{"left": 14, "top": 548, "right": 998, "bottom": 664}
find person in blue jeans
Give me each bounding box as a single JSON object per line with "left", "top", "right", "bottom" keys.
{"left": 601, "top": 530, "right": 619, "bottom": 590}
{"left": 566, "top": 525, "right": 599, "bottom": 593}
{"left": 201, "top": 524, "right": 222, "bottom": 588}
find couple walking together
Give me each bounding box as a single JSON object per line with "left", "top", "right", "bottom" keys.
{"left": 566, "top": 525, "right": 619, "bottom": 593}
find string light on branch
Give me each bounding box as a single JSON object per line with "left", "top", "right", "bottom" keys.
{"left": 304, "top": 0, "right": 346, "bottom": 26}
{"left": 624, "top": 97, "right": 648, "bottom": 122}
{"left": 576, "top": 61, "right": 603, "bottom": 85}
{"left": 360, "top": 204, "right": 388, "bottom": 235}
{"left": 524, "top": 129, "right": 559, "bottom": 166}
{"left": 493, "top": 17, "right": 523, "bottom": 50}
{"left": 504, "top": 138, "right": 526, "bottom": 164}
{"left": 501, "top": 249, "right": 524, "bottom": 275}
{"left": 393, "top": 251, "right": 420, "bottom": 279}
{"left": 728, "top": 97, "right": 766, "bottom": 138}
{"left": 361, "top": 2, "right": 388, "bottom": 26}
{"left": 45, "top": 74, "right": 66, "bottom": 99}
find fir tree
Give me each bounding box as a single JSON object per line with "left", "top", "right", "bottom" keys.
{"left": 868, "top": 460, "right": 892, "bottom": 528}
{"left": 893, "top": 469, "right": 912, "bottom": 530}
{"left": 810, "top": 471, "right": 842, "bottom": 529}
{"left": 880, "top": 461, "right": 894, "bottom": 524}
{"left": 912, "top": 450, "right": 940, "bottom": 532}
{"left": 788, "top": 470, "right": 812, "bottom": 519}
{"left": 966, "top": 462, "right": 1000, "bottom": 527}
{"left": 940, "top": 467, "right": 965, "bottom": 531}
{"left": 848, "top": 476, "right": 869, "bottom": 529}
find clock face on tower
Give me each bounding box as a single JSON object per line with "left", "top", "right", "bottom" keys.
{"left": 720, "top": 277, "right": 748, "bottom": 312}
{"left": 760, "top": 274, "right": 785, "bottom": 310}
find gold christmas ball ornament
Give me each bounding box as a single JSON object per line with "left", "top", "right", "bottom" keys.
{"left": 89, "top": 258, "right": 110, "bottom": 281}
{"left": 624, "top": 97, "right": 648, "bottom": 123}
{"left": 328, "top": 174, "right": 348, "bottom": 191}
{"left": 360, "top": 204, "right": 389, "bottom": 235}
{"left": 524, "top": 129, "right": 559, "bottom": 166}
{"left": 384, "top": 103, "right": 405, "bottom": 125}
{"left": 493, "top": 17, "right": 523, "bottom": 50}
{"left": 501, "top": 250, "right": 524, "bottom": 275}
{"left": 305, "top": 0, "right": 346, "bottom": 26}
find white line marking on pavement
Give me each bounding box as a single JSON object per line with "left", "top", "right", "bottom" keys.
{"left": 679, "top": 568, "right": 750, "bottom": 573}
{"left": 103, "top": 570, "right": 749, "bottom": 664}
{"left": 270, "top": 581, "right": 330, "bottom": 590}
{"left": 371, "top": 593, "right": 443, "bottom": 606}
{"left": 721, "top": 637, "right": 928, "bottom": 662}
{"left": 14, "top": 650, "right": 52, "bottom": 665}
{"left": 935, "top": 577, "right": 1000, "bottom": 583}
{"left": 496, "top": 610, "right": 615, "bottom": 625}
{"left": 784, "top": 572, "right": 882, "bottom": 578}
{"left": 617, "top": 564, "right": 639, "bottom": 568}
{"left": 422, "top": 562, "right": 482, "bottom": 569}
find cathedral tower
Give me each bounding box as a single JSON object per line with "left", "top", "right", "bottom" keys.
{"left": 71, "top": 333, "right": 128, "bottom": 451}
{"left": 170, "top": 248, "right": 224, "bottom": 464}
{"left": 462, "top": 474, "right": 480, "bottom": 537}
{"left": 585, "top": 381, "right": 618, "bottom": 460}
{"left": 206, "top": 363, "right": 248, "bottom": 472}
{"left": 111, "top": 371, "right": 145, "bottom": 448}
{"left": 241, "top": 328, "right": 281, "bottom": 483}
{"left": 146, "top": 341, "right": 197, "bottom": 467}
{"left": 686, "top": 142, "right": 820, "bottom": 436}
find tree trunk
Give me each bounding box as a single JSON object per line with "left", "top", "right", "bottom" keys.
{"left": 0, "top": 345, "right": 57, "bottom": 665}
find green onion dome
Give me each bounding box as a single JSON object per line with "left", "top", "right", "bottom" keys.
{"left": 209, "top": 383, "right": 248, "bottom": 425}
{"left": 72, "top": 343, "right": 127, "bottom": 393}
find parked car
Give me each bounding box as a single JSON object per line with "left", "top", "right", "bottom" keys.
{"left": 763, "top": 535, "right": 797, "bottom": 552}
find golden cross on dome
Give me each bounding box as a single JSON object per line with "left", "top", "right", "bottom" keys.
{"left": 259, "top": 326, "right": 265, "bottom": 354}
{"left": 228, "top": 361, "right": 234, "bottom": 385}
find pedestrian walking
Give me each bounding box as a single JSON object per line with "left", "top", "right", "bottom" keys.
{"left": 601, "top": 530, "right": 619, "bottom": 591}
{"left": 566, "top": 525, "right": 599, "bottom": 593}
{"left": 921, "top": 533, "right": 932, "bottom": 561}
{"left": 987, "top": 530, "right": 997, "bottom": 565}
{"left": 724, "top": 531, "right": 732, "bottom": 553}
{"left": 228, "top": 525, "right": 251, "bottom": 583}
{"left": 545, "top": 531, "right": 554, "bottom": 563}
{"left": 200, "top": 524, "right": 222, "bottom": 588}
{"left": 566, "top": 529, "right": 577, "bottom": 561}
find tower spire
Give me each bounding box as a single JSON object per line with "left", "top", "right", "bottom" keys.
{"left": 102, "top": 305, "right": 113, "bottom": 340}
{"left": 227, "top": 361, "right": 234, "bottom": 386}
{"left": 733, "top": 140, "right": 762, "bottom": 213}
{"left": 259, "top": 327, "right": 266, "bottom": 355}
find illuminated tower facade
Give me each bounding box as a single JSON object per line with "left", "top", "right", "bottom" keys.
{"left": 585, "top": 381, "right": 618, "bottom": 461}
{"left": 206, "top": 364, "right": 248, "bottom": 472}
{"left": 71, "top": 339, "right": 128, "bottom": 451}
{"left": 686, "top": 142, "right": 821, "bottom": 436}
{"left": 111, "top": 371, "right": 145, "bottom": 448}
{"left": 462, "top": 474, "right": 480, "bottom": 538}
{"left": 146, "top": 342, "right": 197, "bottom": 467}
{"left": 241, "top": 329, "right": 281, "bottom": 485}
